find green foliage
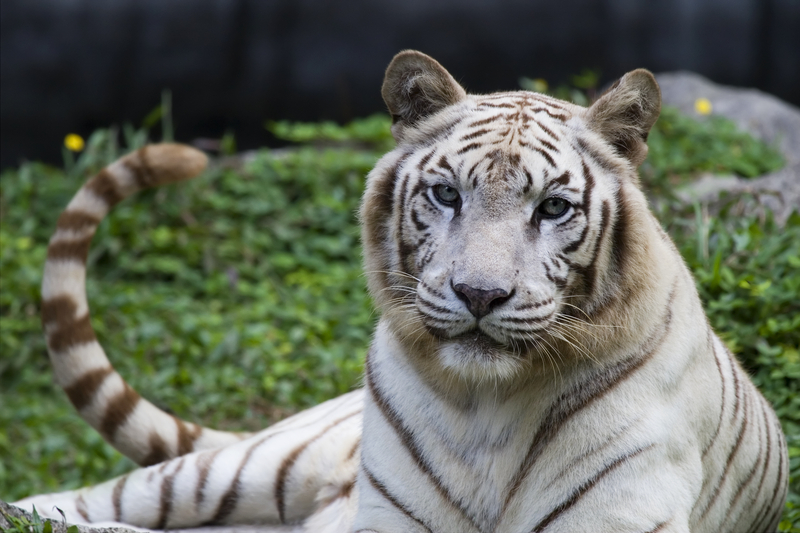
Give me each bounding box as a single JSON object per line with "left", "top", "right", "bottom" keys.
{"left": 520, "top": 68, "right": 601, "bottom": 106}
{"left": 1, "top": 506, "right": 79, "bottom": 533}
{"left": 642, "top": 106, "right": 785, "bottom": 194}
{"left": 0, "top": 110, "right": 796, "bottom": 528}
{"left": 1, "top": 505, "right": 46, "bottom": 533}
{"left": 3, "top": 507, "right": 44, "bottom": 533}
{"left": 1, "top": 124, "right": 381, "bottom": 500}
{"left": 267, "top": 113, "right": 394, "bottom": 152}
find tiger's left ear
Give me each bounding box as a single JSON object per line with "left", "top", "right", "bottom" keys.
{"left": 382, "top": 50, "right": 467, "bottom": 141}
{"left": 585, "top": 69, "right": 661, "bottom": 167}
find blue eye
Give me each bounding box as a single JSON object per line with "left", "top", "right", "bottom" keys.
{"left": 433, "top": 184, "right": 460, "bottom": 206}
{"left": 538, "top": 197, "right": 570, "bottom": 218}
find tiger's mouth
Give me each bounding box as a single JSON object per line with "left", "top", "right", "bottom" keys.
{"left": 422, "top": 321, "right": 496, "bottom": 343}
{"left": 450, "top": 329, "right": 506, "bottom": 348}
{"left": 431, "top": 327, "right": 539, "bottom": 381}
{"left": 426, "top": 323, "right": 541, "bottom": 354}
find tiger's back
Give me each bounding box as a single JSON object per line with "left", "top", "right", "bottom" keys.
{"left": 15, "top": 51, "right": 788, "bottom": 533}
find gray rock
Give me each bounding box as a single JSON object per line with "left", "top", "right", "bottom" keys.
{"left": 657, "top": 71, "right": 800, "bottom": 165}
{"left": 1, "top": 500, "right": 140, "bottom": 533}
{"left": 656, "top": 71, "right": 800, "bottom": 223}
{"left": 0, "top": 501, "right": 300, "bottom": 533}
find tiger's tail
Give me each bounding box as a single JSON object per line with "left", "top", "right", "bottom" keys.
{"left": 41, "top": 144, "right": 252, "bottom": 466}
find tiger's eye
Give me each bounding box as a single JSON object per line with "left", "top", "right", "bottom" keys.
{"left": 433, "top": 184, "right": 460, "bottom": 206}
{"left": 539, "top": 197, "right": 569, "bottom": 217}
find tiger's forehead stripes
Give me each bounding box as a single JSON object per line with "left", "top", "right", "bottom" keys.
{"left": 400, "top": 93, "right": 582, "bottom": 208}
{"left": 402, "top": 101, "right": 581, "bottom": 203}
{"left": 467, "top": 93, "right": 574, "bottom": 148}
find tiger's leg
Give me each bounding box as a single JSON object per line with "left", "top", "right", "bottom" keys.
{"left": 15, "top": 391, "right": 363, "bottom": 529}
{"left": 300, "top": 449, "right": 361, "bottom": 533}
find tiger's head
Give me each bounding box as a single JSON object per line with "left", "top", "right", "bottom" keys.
{"left": 361, "top": 51, "right": 663, "bottom": 381}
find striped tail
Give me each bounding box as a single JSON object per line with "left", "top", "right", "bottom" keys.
{"left": 41, "top": 144, "right": 252, "bottom": 466}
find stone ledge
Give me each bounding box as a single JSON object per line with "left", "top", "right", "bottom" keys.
{"left": 0, "top": 501, "right": 300, "bottom": 533}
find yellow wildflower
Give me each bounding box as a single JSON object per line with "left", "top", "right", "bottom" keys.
{"left": 531, "top": 78, "right": 549, "bottom": 93}
{"left": 694, "top": 98, "right": 713, "bottom": 116}
{"left": 64, "top": 133, "right": 85, "bottom": 152}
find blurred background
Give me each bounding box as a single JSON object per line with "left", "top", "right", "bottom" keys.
{"left": 2, "top": 0, "right": 799, "bottom": 170}
{"left": 2, "top": 1, "right": 799, "bottom": 522}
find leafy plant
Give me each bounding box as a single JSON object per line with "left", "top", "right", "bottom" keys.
{"left": 267, "top": 114, "right": 394, "bottom": 152}
{"left": 519, "top": 68, "right": 600, "bottom": 106}
{"left": 0, "top": 505, "right": 78, "bottom": 533}
{"left": 641, "top": 106, "right": 785, "bottom": 194}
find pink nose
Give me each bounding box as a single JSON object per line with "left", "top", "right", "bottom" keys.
{"left": 452, "top": 283, "right": 512, "bottom": 318}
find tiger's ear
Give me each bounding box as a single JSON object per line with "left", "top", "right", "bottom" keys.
{"left": 585, "top": 69, "right": 661, "bottom": 167}
{"left": 382, "top": 50, "right": 467, "bottom": 141}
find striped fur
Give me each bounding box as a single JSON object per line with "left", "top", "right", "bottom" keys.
{"left": 16, "top": 52, "right": 787, "bottom": 533}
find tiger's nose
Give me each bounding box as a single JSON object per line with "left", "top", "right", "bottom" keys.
{"left": 452, "top": 282, "right": 512, "bottom": 319}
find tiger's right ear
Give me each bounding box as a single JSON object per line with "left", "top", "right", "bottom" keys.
{"left": 382, "top": 50, "right": 467, "bottom": 141}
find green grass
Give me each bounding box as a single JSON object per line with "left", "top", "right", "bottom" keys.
{"left": 0, "top": 112, "right": 797, "bottom": 530}
{"left": 1, "top": 129, "right": 378, "bottom": 500}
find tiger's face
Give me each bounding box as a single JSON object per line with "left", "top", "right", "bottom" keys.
{"left": 362, "top": 52, "right": 660, "bottom": 380}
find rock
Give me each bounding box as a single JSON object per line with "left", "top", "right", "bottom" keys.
{"left": 656, "top": 71, "right": 800, "bottom": 223}
{"left": 0, "top": 500, "right": 300, "bottom": 533}
{"left": 657, "top": 71, "right": 800, "bottom": 165}
{"left": 0, "top": 500, "right": 141, "bottom": 533}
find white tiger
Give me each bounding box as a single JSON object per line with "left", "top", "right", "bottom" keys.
{"left": 15, "top": 50, "right": 788, "bottom": 533}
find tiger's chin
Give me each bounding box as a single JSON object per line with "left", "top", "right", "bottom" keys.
{"left": 436, "top": 330, "right": 531, "bottom": 383}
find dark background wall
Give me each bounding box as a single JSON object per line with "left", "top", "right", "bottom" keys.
{"left": 2, "top": 0, "right": 798, "bottom": 170}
